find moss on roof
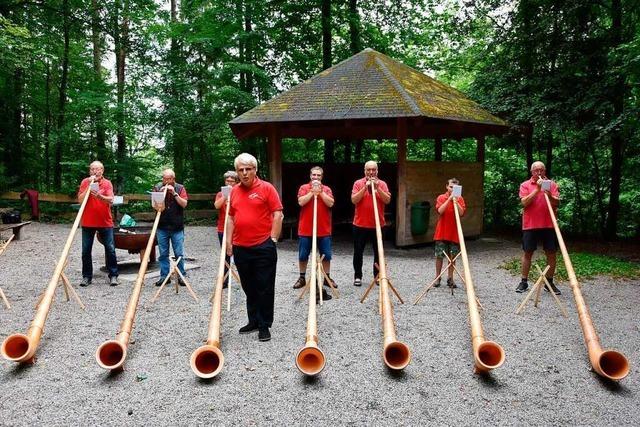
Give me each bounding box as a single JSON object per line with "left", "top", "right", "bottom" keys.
{"left": 230, "top": 48, "right": 507, "bottom": 127}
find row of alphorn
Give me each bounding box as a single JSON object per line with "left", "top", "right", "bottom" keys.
{"left": 0, "top": 183, "right": 629, "bottom": 381}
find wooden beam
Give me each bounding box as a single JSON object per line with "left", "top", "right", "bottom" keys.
{"left": 435, "top": 137, "right": 443, "bottom": 161}
{"left": 396, "top": 118, "right": 408, "bottom": 247}
{"left": 267, "top": 125, "right": 283, "bottom": 197}
{"left": 476, "top": 135, "right": 485, "bottom": 163}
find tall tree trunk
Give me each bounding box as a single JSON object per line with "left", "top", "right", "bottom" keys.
{"left": 605, "top": 0, "right": 624, "bottom": 239}
{"left": 545, "top": 130, "right": 553, "bottom": 176}
{"left": 92, "top": 0, "right": 106, "bottom": 159}
{"left": 169, "top": 0, "right": 184, "bottom": 180}
{"left": 114, "top": 0, "right": 129, "bottom": 191}
{"left": 237, "top": 0, "right": 245, "bottom": 91}
{"left": 321, "top": 0, "right": 334, "bottom": 162}
{"left": 244, "top": 1, "right": 253, "bottom": 95}
{"left": 348, "top": 0, "right": 361, "bottom": 54}
{"left": 8, "top": 68, "right": 23, "bottom": 185}
{"left": 54, "top": 0, "right": 70, "bottom": 191}
{"left": 524, "top": 124, "right": 533, "bottom": 172}
{"left": 44, "top": 61, "right": 52, "bottom": 189}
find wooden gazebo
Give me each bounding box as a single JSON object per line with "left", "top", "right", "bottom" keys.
{"left": 229, "top": 48, "right": 508, "bottom": 246}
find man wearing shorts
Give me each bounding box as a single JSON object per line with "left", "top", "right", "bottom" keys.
{"left": 292, "top": 166, "right": 335, "bottom": 301}
{"left": 433, "top": 178, "right": 465, "bottom": 288}
{"left": 516, "top": 161, "right": 561, "bottom": 295}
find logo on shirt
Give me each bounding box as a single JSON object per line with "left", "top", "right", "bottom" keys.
{"left": 249, "top": 192, "right": 260, "bottom": 199}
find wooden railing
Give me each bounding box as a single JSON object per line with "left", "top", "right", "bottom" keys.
{"left": 0, "top": 191, "right": 218, "bottom": 221}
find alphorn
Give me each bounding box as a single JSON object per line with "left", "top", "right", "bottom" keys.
{"left": 542, "top": 192, "right": 629, "bottom": 380}
{"left": 95, "top": 188, "right": 167, "bottom": 370}
{"left": 370, "top": 181, "right": 411, "bottom": 370}
{"left": 190, "top": 186, "right": 232, "bottom": 378}
{"left": 295, "top": 192, "right": 326, "bottom": 376}
{"left": 452, "top": 198, "right": 505, "bottom": 373}
{"left": 1, "top": 177, "right": 94, "bottom": 363}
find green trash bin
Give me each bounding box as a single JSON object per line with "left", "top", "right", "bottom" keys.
{"left": 410, "top": 201, "right": 430, "bottom": 235}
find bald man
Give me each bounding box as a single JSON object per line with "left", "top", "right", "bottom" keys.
{"left": 153, "top": 169, "right": 189, "bottom": 286}
{"left": 516, "top": 161, "right": 561, "bottom": 295}
{"left": 350, "top": 160, "right": 391, "bottom": 286}
{"left": 77, "top": 161, "right": 119, "bottom": 286}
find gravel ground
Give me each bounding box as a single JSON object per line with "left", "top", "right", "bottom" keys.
{"left": 0, "top": 223, "right": 638, "bottom": 426}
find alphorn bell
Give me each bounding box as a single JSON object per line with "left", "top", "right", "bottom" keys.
{"left": 95, "top": 188, "right": 167, "bottom": 370}
{"left": 370, "top": 181, "right": 411, "bottom": 370}
{"left": 1, "top": 177, "right": 95, "bottom": 363}
{"left": 452, "top": 198, "right": 505, "bottom": 373}
{"left": 190, "top": 185, "right": 232, "bottom": 378}
{"left": 295, "top": 191, "right": 326, "bottom": 376}
{"left": 542, "top": 192, "right": 629, "bottom": 380}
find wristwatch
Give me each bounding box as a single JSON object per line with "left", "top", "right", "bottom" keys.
{"left": 174, "top": 193, "right": 179, "bottom": 198}
{"left": 271, "top": 237, "right": 278, "bottom": 244}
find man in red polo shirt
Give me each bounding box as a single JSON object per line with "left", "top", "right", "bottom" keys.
{"left": 433, "top": 178, "right": 466, "bottom": 288}
{"left": 214, "top": 170, "right": 239, "bottom": 289}
{"left": 350, "top": 160, "right": 392, "bottom": 286}
{"left": 292, "top": 166, "right": 335, "bottom": 300}
{"left": 226, "top": 153, "right": 283, "bottom": 342}
{"left": 516, "top": 161, "right": 561, "bottom": 294}
{"left": 77, "top": 161, "right": 119, "bottom": 286}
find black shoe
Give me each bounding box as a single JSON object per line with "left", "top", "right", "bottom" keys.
{"left": 446, "top": 278, "right": 457, "bottom": 289}
{"left": 178, "top": 277, "right": 186, "bottom": 287}
{"left": 239, "top": 323, "right": 258, "bottom": 334}
{"left": 353, "top": 278, "right": 362, "bottom": 287}
{"left": 222, "top": 283, "right": 228, "bottom": 289}
{"left": 544, "top": 281, "right": 561, "bottom": 295}
{"left": 293, "top": 276, "right": 306, "bottom": 289}
{"left": 258, "top": 327, "right": 271, "bottom": 342}
{"left": 516, "top": 280, "right": 528, "bottom": 293}
{"left": 155, "top": 278, "right": 166, "bottom": 287}
{"left": 324, "top": 278, "right": 337, "bottom": 288}
{"left": 316, "top": 289, "right": 332, "bottom": 303}
{"left": 434, "top": 280, "right": 441, "bottom": 288}
{"left": 80, "top": 277, "right": 91, "bottom": 287}
{"left": 109, "top": 276, "right": 119, "bottom": 286}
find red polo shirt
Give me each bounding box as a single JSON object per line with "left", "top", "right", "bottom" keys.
{"left": 229, "top": 177, "right": 283, "bottom": 247}
{"left": 215, "top": 191, "right": 229, "bottom": 233}
{"left": 352, "top": 177, "right": 389, "bottom": 228}
{"left": 433, "top": 194, "right": 466, "bottom": 243}
{"left": 78, "top": 177, "right": 114, "bottom": 228}
{"left": 297, "top": 183, "right": 333, "bottom": 237}
{"left": 519, "top": 178, "right": 559, "bottom": 230}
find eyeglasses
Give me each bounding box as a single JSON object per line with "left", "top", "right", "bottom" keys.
{"left": 237, "top": 167, "right": 255, "bottom": 173}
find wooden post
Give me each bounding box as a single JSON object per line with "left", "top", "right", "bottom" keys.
{"left": 396, "top": 118, "right": 407, "bottom": 247}
{"left": 476, "top": 135, "right": 485, "bottom": 163}
{"left": 435, "top": 137, "right": 442, "bottom": 161}
{"left": 267, "top": 125, "right": 282, "bottom": 197}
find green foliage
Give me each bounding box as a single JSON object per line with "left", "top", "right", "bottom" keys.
{"left": 501, "top": 253, "right": 640, "bottom": 281}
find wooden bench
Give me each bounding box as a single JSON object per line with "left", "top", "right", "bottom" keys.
{"left": 0, "top": 221, "right": 32, "bottom": 240}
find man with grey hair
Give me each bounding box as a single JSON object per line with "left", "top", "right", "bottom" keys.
{"left": 516, "top": 161, "right": 561, "bottom": 294}
{"left": 153, "top": 168, "right": 189, "bottom": 286}
{"left": 214, "top": 170, "right": 239, "bottom": 288}
{"left": 226, "top": 153, "right": 283, "bottom": 342}
{"left": 350, "top": 160, "right": 391, "bottom": 286}
{"left": 77, "top": 160, "right": 119, "bottom": 286}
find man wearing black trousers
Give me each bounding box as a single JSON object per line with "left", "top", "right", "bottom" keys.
{"left": 226, "top": 153, "right": 283, "bottom": 342}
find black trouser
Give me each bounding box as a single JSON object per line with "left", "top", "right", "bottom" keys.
{"left": 218, "top": 232, "right": 231, "bottom": 286}
{"left": 352, "top": 225, "right": 379, "bottom": 279}
{"left": 233, "top": 238, "right": 277, "bottom": 329}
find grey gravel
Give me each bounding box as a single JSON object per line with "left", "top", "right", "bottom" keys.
{"left": 0, "top": 223, "right": 638, "bottom": 426}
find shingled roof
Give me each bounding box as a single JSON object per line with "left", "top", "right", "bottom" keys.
{"left": 230, "top": 48, "right": 507, "bottom": 139}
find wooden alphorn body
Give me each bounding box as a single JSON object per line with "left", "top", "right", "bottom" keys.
{"left": 453, "top": 199, "right": 505, "bottom": 373}
{"left": 2, "top": 177, "right": 94, "bottom": 363}
{"left": 295, "top": 193, "right": 326, "bottom": 376}
{"left": 370, "top": 181, "right": 411, "bottom": 370}
{"left": 190, "top": 188, "right": 231, "bottom": 378}
{"left": 95, "top": 188, "right": 166, "bottom": 370}
{"left": 543, "top": 192, "right": 629, "bottom": 380}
